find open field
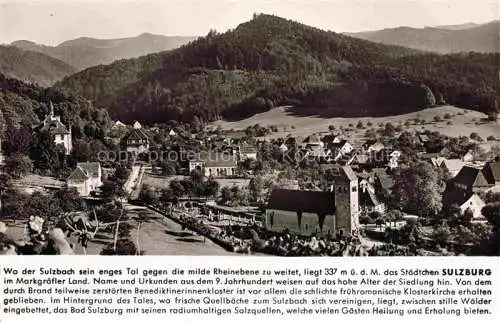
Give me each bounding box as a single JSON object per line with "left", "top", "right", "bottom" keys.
{"left": 2, "top": 203, "right": 239, "bottom": 255}
{"left": 212, "top": 106, "right": 500, "bottom": 149}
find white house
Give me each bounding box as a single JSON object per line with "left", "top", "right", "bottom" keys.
{"left": 122, "top": 128, "right": 150, "bottom": 154}
{"left": 189, "top": 152, "right": 238, "bottom": 177}
{"left": 67, "top": 162, "right": 103, "bottom": 197}
{"left": 330, "top": 140, "right": 354, "bottom": 161}
{"left": 459, "top": 194, "right": 486, "bottom": 220}
{"left": 168, "top": 129, "right": 177, "bottom": 136}
{"left": 40, "top": 102, "right": 72, "bottom": 155}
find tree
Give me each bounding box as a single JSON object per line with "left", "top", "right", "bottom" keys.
{"left": 4, "top": 153, "right": 33, "bottom": 178}
{"left": 204, "top": 177, "right": 220, "bottom": 198}
{"left": 481, "top": 203, "right": 500, "bottom": 231}
{"left": 392, "top": 162, "right": 444, "bottom": 217}
{"left": 55, "top": 187, "right": 84, "bottom": 213}
{"left": 249, "top": 176, "right": 264, "bottom": 202}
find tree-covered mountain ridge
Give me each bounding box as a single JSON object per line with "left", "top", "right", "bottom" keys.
{"left": 55, "top": 14, "right": 500, "bottom": 125}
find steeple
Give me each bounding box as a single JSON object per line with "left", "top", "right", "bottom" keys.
{"left": 50, "top": 101, "right": 54, "bottom": 117}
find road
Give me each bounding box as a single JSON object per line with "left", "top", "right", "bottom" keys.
{"left": 123, "top": 165, "right": 141, "bottom": 195}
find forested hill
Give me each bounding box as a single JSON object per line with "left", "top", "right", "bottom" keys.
{"left": 11, "top": 34, "right": 197, "bottom": 71}
{"left": 0, "top": 45, "right": 77, "bottom": 87}
{"left": 0, "top": 73, "right": 111, "bottom": 140}
{"left": 347, "top": 21, "right": 500, "bottom": 54}
{"left": 55, "top": 14, "right": 499, "bottom": 125}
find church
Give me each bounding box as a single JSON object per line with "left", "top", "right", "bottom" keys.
{"left": 40, "top": 102, "right": 72, "bottom": 155}
{"left": 265, "top": 166, "right": 360, "bottom": 238}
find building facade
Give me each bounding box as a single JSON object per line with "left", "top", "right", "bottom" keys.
{"left": 67, "top": 162, "right": 103, "bottom": 197}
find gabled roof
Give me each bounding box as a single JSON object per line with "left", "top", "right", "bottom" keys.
{"left": 68, "top": 166, "right": 90, "bottom": 182}
{"left": 77, "top": 162, "right": 100, "bottom": 178}
{"left": 482, "top": 162, "right": 500, "bottom": 184}
{"left": 268, "top": 189, "right": 336, "bottom": 215}
{"left": 123, "top": 128, "right": 149, "bottom": 142}
{"left": 453, "top": 166, "right": 490, "bottom": 189}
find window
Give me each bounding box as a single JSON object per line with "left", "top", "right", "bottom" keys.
{"left": 305, "top": 223, "right": 309, "bottom": 230}
{"left": 338, "top": 187, "right": 342, "bottom": 193}
{"left": 352, "top": 186, "right": 357, "bottom": 192}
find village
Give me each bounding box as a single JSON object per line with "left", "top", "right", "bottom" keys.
{"left": 0, "top": 102, "right": 499, "bottom": 256}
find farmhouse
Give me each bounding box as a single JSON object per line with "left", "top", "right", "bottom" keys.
{"left": 122, "top": 128, "right": 150, "bottom": 154}
{"left": 264, "top": 166, "right": 359, "bottom": 237}
{"left": 40, "top": 102, "right": 72, "bottom": 155}
{"left": 452, "top": 166, "right": 491, "bottom": 193}
{"left": 67, "top": 162, "right": 103, "bottom": 197}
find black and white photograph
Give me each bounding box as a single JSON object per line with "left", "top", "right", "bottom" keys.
{"left": 0, "top": 0, "right": 499, "bottom": 257}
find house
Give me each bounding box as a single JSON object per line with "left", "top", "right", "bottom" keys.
{"left": 302, "top": 134, "right": 324, "bottom": 148}
{"left": 443, "top": 187, "right": 486, "bottom": 220}
{"left": 67, "top": 162, "right": 103, "bottom": 197}
{"left": 189, "top": 152, "right": 237, "bottom": 177}
{"left": 279, "top": 143, "right": 288, "bottom": 152}
{"left": 133, "top": 121, "right": 142, "bottom": 129}
{"left": 359, "top": 180, "right": 385, "bottom": 215}
{"left": 110, "top": 121, "right": 126, "bottom": 130}
{"left": 264, "top": 166, "right": 359, "bottom": 237}
{"left": 40, "top": 102, "right": 72, "bottom": 155}
{"left": 122, "top": 128, "right": 150, "bottom": 154}
{"left": 239, "top": 144, "right": 258, "bottom": 161}
{"left": 462, "top": 150, "right": 474, "bottom": 162}
{"left": 440, "top": 159, "right": 465, "bottom": 178}
{"left": 329, "top": 140, "right": 354, "bottom": 161}
{"left": 482, "top": 162, "right": 500, "bottom": 186}
{"left": 168, "top": 129, "right": 177, "bottom": 136}
{"left": 362, "top": 140, "right": 385, "bottom": 153}
{"left": 452, "top": 166, "right": 491, "bottom": 193}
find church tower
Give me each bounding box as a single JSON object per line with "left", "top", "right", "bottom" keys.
{"left": 332, "top": 166, "right": 359, "bottom": 236}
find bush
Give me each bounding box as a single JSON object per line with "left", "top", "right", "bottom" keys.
{"left": 366, "top": 121, "right": 373, "bottom": 127}
{"left": 328, "top": 125, "right": 335, "bottom": 131}
{"left": 433, "top": 115, "right": 442, "bottom": 122}
{"left": 443, "top": 113, "right": 452, "bottom": 119}
{"left": 447, "top": 121, "right": 453, "bottom": 125}
{"left": 470, "top": 132, "right": 480, "bottom": 140}
{"left": 487, "top": 135, "right": 496, "bottom": 141}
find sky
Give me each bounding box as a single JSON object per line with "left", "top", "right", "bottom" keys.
{"left": 0, "top": 0, "right": 498, "bottom": 45}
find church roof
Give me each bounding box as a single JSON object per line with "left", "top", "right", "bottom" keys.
{"left": 268, "top": 189, "right": 336, "bottom": 215}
